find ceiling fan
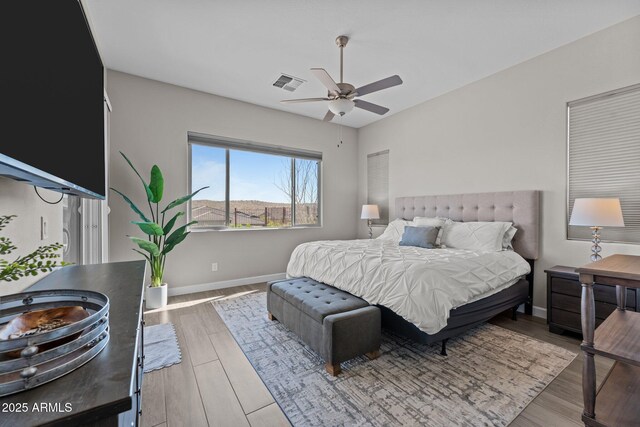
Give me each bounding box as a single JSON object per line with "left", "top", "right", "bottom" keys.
{"left": 281, "top": 35, "right": 403, "bottom": 121}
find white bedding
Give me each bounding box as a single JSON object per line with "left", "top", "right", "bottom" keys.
{"left": 286, "top": 239, "right": 531, "bottom": 334}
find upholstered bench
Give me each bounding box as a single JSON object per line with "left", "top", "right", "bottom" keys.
{"left": 267, "top": 277, "right": 381, "bottom": 376}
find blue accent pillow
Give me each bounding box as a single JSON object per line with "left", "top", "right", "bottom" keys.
{"left": 399, "top": 226, "right": 439, "bottom": 249}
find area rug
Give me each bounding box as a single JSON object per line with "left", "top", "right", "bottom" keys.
{"left": 213, "top": 293, "right": 576, "bottom": 427}
{"left": 143, "top": 322, "right": 182, "bottom": 372}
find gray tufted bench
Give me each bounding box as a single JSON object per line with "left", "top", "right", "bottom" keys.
{"left": 267, "top": 277, "right": 381, "bottom": 376}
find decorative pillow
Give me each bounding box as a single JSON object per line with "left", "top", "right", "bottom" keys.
{"left": 502, "top": 226, "right": 518, "bottom": 250}
{"left": 441, "top": 221, "right": 512, "bottom": 252}
{"left": 399, "top": 226, "right": 439, "bottom": 249}
{"left": 413, "top": 216, "right": 447, "bottom": 246}
{"left": 377, "top": 219, "right": 414, "bottom": 243}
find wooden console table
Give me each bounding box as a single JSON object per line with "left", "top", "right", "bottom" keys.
{"left": 576, "top": 254, "right": 640, "bottom": 427}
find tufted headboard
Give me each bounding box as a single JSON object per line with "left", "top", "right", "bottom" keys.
{"left": 395, "top": 190, "right": 540, "bottom": 260}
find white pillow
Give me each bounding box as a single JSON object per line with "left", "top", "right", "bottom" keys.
{"left": 502, "top": 226, "right": 517, "bottom": 250}
{"left": 377, "top": 219, "right": 414, "bottom": 243}
{"left": 413, "top": 217, "right": 447, "bottom": 246}
{"left": 441, "top": 221, "right": 512, "bottom": 252}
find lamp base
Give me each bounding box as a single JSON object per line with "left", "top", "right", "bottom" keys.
{"left": 368, "top": 219, "right": 373, "bottom": 239}
{"left": 590, "top": 226, "right": 602, "bottom": 262}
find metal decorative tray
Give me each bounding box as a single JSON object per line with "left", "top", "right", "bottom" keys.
{"left": 0, "top": 289, "right": 109, "bottom": 397}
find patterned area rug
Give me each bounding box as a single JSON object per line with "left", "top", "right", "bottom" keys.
{"left": 213, "top": 293, "right": 575, "bottom": 427}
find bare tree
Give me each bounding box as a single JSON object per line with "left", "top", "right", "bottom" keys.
{"left": 275, "top": 159, "right": 319, "bottom": 224}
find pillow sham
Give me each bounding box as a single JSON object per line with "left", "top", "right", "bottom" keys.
{"left": 413, "top": 216, "right": 447, "bottom": 245}
{"left": 399, "top": 226, "right": 439, "bottom": 249}
{"left": 441, "top": 221, "right": 512, "bottom": 252}
{"left": 377, "top": 219, "right": 414, "bottom": 242}
{"left": 502, "top": 225, "right": 518, "bottom": 250}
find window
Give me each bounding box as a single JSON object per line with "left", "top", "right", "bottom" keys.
{"left": 567, "top": 83, "right": 640, "bottom": 243}
{"left": 189, "top": 132, "right": 321, "bottom": 229}
{"left": 367, "top": 150, "right": 389, "bottom": 225}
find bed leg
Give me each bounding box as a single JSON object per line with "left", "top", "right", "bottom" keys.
{"left": 440, "top": 339, "right": 449, "bottom": 356}
{"left": 267, "top": 312, "right": 276, "bottom": 321}
{"left": 512, "top": 305, "right": 519, "bottom": 321}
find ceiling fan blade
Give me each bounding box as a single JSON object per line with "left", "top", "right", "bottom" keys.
{"left": 354, "top": 99, "right": 390, "bottom": 115}
{"left": 355, "top": 75, "right": 403, "bottom": 97}
{"left": 310, "top": 68, "right": 340, "bottom": 93}
{"left": 323, "top": 111, "right": 335, "bottom": 122}
{"left": 280, "top": 98, "right": 330, "bottom": 104}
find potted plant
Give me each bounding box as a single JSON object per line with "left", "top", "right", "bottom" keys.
{"left": 111, "top": 152, "right": 207, "bottom": 309}
{"left": 1, "top": 215, "right": 67, "bottom": 282}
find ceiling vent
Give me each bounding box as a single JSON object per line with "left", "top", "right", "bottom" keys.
{"left": 273, "top": 74, "right": 305, "bottom": 92}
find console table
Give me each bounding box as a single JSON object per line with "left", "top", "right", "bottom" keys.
{"left": 577, "top": 254, "right": 640, "bottom": 427}
{"left": 0, "top": 261, "right": 146, "bottom": 427}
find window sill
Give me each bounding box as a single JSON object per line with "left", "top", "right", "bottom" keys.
{"left": 189, "top": 225, "right": 322, "bottom": 233}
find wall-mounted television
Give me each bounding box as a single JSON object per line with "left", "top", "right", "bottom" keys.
{"left": 0, "top": 0, "right": 106, "bottom": 199}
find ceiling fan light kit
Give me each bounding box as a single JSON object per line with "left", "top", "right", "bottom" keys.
{"left": 281, "top": 35, "right": 403, "bottom": 121}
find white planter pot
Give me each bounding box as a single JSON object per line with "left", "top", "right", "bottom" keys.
{"left": 146, "top": 283, "right": 168, "bottom": 309}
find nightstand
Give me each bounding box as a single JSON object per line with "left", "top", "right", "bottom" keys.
{"left": 545, "top": 265, "right": 639, "bottom": 335}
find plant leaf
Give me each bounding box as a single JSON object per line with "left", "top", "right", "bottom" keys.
{"left": 132, "top": 221, "right": 164, "bottom": 236}
{"left": 149, "top": 165, "right": 164, "bottom": 203}
{"left": 132, "top": 249, "right": 152, "bottom": 263}
{"left": 164, "top": 221, "right": 197, "bottom": 247}
{"left": 161, "top": 187, "right": 209, "bottom": 213}
{"left": 120, "top": 151, "right": 154, "bottom": 202}
{"left": 162, "top": 231, "right": 189, "bottom": 255}
{"left": 110, "top": 188, "right": 150, "bottom": 222}
{"left": 163, "top": 211, "right": 184, "bottom": 235}
{"left": 128, "top": 236, "right": 160, "bottom": 257}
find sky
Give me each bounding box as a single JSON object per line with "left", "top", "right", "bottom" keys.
{"left": 191, "top": 144, "right": 292, "bottom": 203}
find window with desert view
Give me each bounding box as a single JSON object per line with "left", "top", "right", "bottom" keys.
{"left": 190, "top": 141, "right": 321, "bottom": 229}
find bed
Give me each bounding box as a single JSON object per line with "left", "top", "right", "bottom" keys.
{"left": 286, "top": 190, "right": 540, "bottom": 354}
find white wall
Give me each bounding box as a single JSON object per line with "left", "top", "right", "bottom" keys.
{"left": 0, "top": 177, "right": 63, "bottom": 296}
{"left": 107, "top": 71, "right": 359, "bottom": 291}
{"left": 357, "top": 16, "right": 640, "bottom": 309}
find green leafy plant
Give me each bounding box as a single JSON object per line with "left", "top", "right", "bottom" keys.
{"left": 0, "top": 215, "right": 68, "bottom": 282}
{"left": 111, "top": 152, "right": 208, "bottom": 287}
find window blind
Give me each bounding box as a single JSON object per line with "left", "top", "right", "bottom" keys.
{"left": 188, "top": 131, "right": 322, "bottom": 161}
{"left": 568, "top": 83, "right": 640, "bottom": 243}
{"left": 367, "top": 150, "right": 389, "bottom": 225}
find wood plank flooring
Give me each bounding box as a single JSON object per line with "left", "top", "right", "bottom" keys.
{"left": 141, "top": 283, "right": 607, "bottom": 427}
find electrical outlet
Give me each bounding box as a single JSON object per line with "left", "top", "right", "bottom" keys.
{"left": 40, "top": 216, "right": 48, "bottom": 240}
{"left": 211, "top": 263, "right": 218, "bottom": 272}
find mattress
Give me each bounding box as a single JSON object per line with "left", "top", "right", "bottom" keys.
{"left": 286, "top": 239, "right": 531, "bottom": 334}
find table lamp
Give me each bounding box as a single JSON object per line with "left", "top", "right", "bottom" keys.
{"left": 361, "top": 205, "right": 380, "bottom": 239}
{"left": 569, "top": 198, "right": 624, "bottom": 261}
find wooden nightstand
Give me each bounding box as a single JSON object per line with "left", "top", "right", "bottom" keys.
{"left": 545, "top": 265, "right": 639, "bottom": 335}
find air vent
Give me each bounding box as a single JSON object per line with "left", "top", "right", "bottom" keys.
{"left": 273, "top": 74, "right": 305, "bottom": 92}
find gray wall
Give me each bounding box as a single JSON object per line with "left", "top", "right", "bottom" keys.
{"left": 107, "top": 71, "right": 359, "bottom": 291}
{"left": 0, "top": 177, "right": 63, "bottom": 296}
{"left": 357, "top": 15, "right": 640, "bottom": 310}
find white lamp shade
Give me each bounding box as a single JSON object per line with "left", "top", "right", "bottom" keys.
{"left": 569, "top": 198, "right": 625, "bottom": 227}
{"left": 328, "top": 98, "right": 355, "bottom": 116}
{"left": 361, "top": 204, "right": 380, "bottom": 220}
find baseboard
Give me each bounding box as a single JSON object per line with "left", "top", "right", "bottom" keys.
{"left": 168, "top": 272, "right": 286, "bottom": 297}
{"left": 517, "top": 304, "right": 547, "bottom": 320}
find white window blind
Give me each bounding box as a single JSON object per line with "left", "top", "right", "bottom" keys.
{"left": 568, "top": 83, "right": 640, "bottom": 243}
{"left": 367, "top": 150, "right": 389, "bottom": 225}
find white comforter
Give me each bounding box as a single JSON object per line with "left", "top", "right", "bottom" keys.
{"left": 286, "top": 239, "right": 531, "bottom": 334}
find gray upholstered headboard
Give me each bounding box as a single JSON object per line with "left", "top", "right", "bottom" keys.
{"left": 395, "top": 190, "right": 540, "bottom": 260}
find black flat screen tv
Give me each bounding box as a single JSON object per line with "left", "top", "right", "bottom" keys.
{"left": 0, "top": 0, "right": 105, "bottom": 199}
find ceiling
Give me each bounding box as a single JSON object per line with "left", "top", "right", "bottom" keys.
{"left": 83, "top": 0, "right": 640, "bottom": 128}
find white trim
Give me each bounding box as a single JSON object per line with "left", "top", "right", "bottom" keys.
{"left": 167, "top": 272, "right": 287, "bottom": 297}
{"left": 517, "top": 304, "right": 547, "bottom": 320}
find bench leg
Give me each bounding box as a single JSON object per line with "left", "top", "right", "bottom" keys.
{"left": 365, "top": 350, "right": 380, "bottom": 360}
{"left": 325, "top": 362, "right": 341, "bottom": 376}
{"left": 267, "top": 312, "right": 276, "bottom": 321}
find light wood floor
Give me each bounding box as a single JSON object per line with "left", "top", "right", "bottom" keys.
{"left": 142, "top": 283, "right": 611, "bottom": 427}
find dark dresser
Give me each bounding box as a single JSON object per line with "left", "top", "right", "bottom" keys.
{"left": 546, "top": 265, "right": 639, "bottom": 335}
{"left": 0, "top": 261, "right": 146, "bottom": 427}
